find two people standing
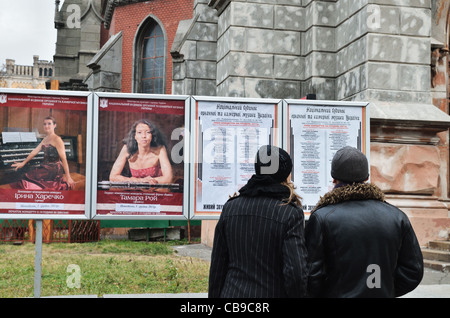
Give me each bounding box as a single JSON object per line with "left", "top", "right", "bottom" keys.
{"left": 209, "top": 145, "right": 424, "bottom": 298}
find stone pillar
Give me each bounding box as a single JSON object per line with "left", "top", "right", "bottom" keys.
{"left": 214, "top": 0, "right": 303, "bottom": 98}
{"left": 352, "top": 1, "right": 450, "bottom": 245}
{"left": 32, "top": 55, "right": 39, "bottom": 79}
{"left": 5, "top": 59, "right": 14, "bottom": 76}
{"left": 172, "top": 0, "right": 218, "bottom": 96}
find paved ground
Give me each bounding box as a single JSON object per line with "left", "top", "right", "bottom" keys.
{"left": 171, "top": 243, "right": 213, "bottom": 262}
{"left": 401, "top": 267, "right": 450, "bottom": 298}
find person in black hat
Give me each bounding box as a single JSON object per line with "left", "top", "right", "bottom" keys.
{"left": 208, "top": 145, "right": 307, "bottom": 298}
{"left": 305, "top": 146, "right": 423, "bottom": 298}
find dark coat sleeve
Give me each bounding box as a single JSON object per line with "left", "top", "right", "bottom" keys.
{"left": 394, "top": 217, "right": 424, "bottom": 297}
{"left": 282, "top": 207, "right": 308, "bottom": 297}
{"left": 304, "top": 212, "right": 327, "bottom": 297}
{"left": 208, "top": 217, "right": 229, "bottom": 298}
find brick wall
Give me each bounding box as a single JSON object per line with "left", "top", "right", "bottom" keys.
{"left": 110, "top": 0, "right": 193, "bottom": 93}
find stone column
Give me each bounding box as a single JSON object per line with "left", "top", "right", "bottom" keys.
{"left": 343, "top": 0, "right": 450, "bottom": 245}
{"left": 172, "top": 0, "right": 218, "bottom": 96}
{"left": 32, "top": 55, "right": 39, "bottom": 79}
{"left": 212, "top": 0, "right": 303, "bottom": 98}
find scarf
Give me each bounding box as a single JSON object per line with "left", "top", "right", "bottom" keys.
{"left": 237, "top": 174, "right": 291, "bottom": 202}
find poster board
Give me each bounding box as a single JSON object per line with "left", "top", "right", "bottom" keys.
{"left": 91, "top": 93, "right": 190, "bottom": 220}
{"left": 190, "top": 96, "right": 283, "bottom": 220}
{"left": 0, "top": 89, "right": 92, "bottom": 220}
{"left": 283, "top": 99, "right": 370, "bottom": 216}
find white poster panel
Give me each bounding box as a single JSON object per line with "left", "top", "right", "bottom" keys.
{"left": 191, "top": 96, "right": 282, "bottom": 219}
{"left": 284, "top": 100, "right": 370, "bottom": 216}
{"left": 0, "top": 89, "right": 93, "bottom": 220}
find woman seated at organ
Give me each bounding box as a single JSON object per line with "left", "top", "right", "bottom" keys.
{"left": 11, "top": 116, "right": 76, "bottom": 190}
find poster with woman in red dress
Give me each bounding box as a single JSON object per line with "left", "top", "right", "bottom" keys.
{"left": 93, "top": 93, "right": 189, "bottom": 219}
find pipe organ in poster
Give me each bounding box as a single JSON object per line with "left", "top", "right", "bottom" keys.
{"left": 0, "top": 89, "right": 92, "bottom": 219}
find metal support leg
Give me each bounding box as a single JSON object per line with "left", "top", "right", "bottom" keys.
{"left": 34, "top": 220, "right": 43, "bottom": 298}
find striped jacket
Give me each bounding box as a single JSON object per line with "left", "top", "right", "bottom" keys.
{"left": 208, "top": 195, "right": 307, "bottom": 298}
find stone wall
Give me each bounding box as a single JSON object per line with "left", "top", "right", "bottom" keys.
{"left": 171, "top": 0, "right": 218, "bottom": 96}
{"left": 172, "top": 0, "right": 450, "bottom": 246}
{"left": 172, "top": 1, "right": 435, "bottom": 101}
{"left": 53, "top": 0, "right": 103, "bottom": 86}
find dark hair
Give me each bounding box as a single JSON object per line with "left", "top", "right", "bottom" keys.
{"left": 124, "top": 119, "right": 167, "bottom": 159}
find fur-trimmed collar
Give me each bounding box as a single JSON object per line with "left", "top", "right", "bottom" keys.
{"left": 311, "top": 183, "right": 385, "bottom": 213}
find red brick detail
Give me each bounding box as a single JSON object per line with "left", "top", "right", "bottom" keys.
{"left": 108, "top": 0, "right": 193, "bottom": 94}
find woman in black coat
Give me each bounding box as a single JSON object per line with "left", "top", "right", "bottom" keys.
{"left": 208, "top": 145, "right": 307, "bottom": 298}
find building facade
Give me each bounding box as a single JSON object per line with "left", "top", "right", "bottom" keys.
{"left": 170, "top": 0, "right": 450, "bottom": 246}
{"left": 56, "top": 0, "right": 450, "bottom": 245}
{"left": 83, "top": 0, "right": 193, "bottom": 93}
{"left": 53, "top": 0, "right": 104, "bottom": 90}
{"left": 0, "top": 56, "right": 53, "bottom": 90}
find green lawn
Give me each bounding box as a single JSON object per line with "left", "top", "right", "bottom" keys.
{"left": 0, "top": 240, "right": 210, "bottom": 298}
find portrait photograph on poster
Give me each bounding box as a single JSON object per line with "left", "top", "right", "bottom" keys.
{"left": 92, "top": 93, "right": 189, "bottom": 219}
{"left": 284, "top": 100, "right": 370, "bottom": 216}
{"left": 191, "top": 96, "right": 282, "bottom": 219}
{"left": 0, "top": 89, "right": 92, "bottom": 219}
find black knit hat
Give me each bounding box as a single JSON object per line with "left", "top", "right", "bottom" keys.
{"left": 254, "top": 145, "right": 292, "bottom": 182}
{"left": 331, "top": 146, "right": 369, "bottom": 183}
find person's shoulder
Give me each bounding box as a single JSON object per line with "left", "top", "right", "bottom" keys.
{"left": 377, "top": 200, "right": 410, "bottom": 219}
{"left": 155, "top": 145, "right": 167, "bottom": 155}
{"left": 54, "top": 135, "right": 64, "bottom": 143}
{"left": 119, "top": 144, "right": 130, "bottom": 154}
{"left": 223, "top": 194, "right": 241, "bottom": 206}
{"left": 50, "top": 135, "right": 65, "bottom": 148}
{"left": 309, "top": 204, "right": 339, "bottom": 223}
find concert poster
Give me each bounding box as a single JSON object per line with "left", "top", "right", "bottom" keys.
{"left": 284, "top": 100, "right": 370, "bottom": 216}
{"left": 0, "top": 89, "right": 92, "bottom": 219}
{"left": 191, "top": 96, "right": 282, "bottom": 219}
{"left": 92, "top": 93, "right": 190, "bottom": 219}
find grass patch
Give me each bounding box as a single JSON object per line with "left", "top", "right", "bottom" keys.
{"left": 0, "top": 240, "right": 209, "bottom": 298}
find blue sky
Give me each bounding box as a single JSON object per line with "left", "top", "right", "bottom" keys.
{"left": 0, "top": 0, "right": 57, "bottom": 66}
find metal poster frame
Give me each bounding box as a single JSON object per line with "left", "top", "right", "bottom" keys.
{"left": 283, "top": 99, "right": 370, "bottom": 217}
{"left": 91, "top": 92, "right": 190, "bottom": 220}
{"left": 190, "top": 96, "right": 283, "bottom": 220}
{"left": 0, "top": 88, "right": 93, "bottom": 220}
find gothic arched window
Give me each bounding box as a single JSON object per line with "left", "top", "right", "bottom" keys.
{"left": 135, "top": 18, "right": 166, "bottom": 94}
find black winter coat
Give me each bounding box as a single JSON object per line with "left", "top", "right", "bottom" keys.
{"left": 305, "top": 183, "right": 424, "bottom": 298}
{"left": 208, "top": 195, "right": 308, "bottom": 298}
